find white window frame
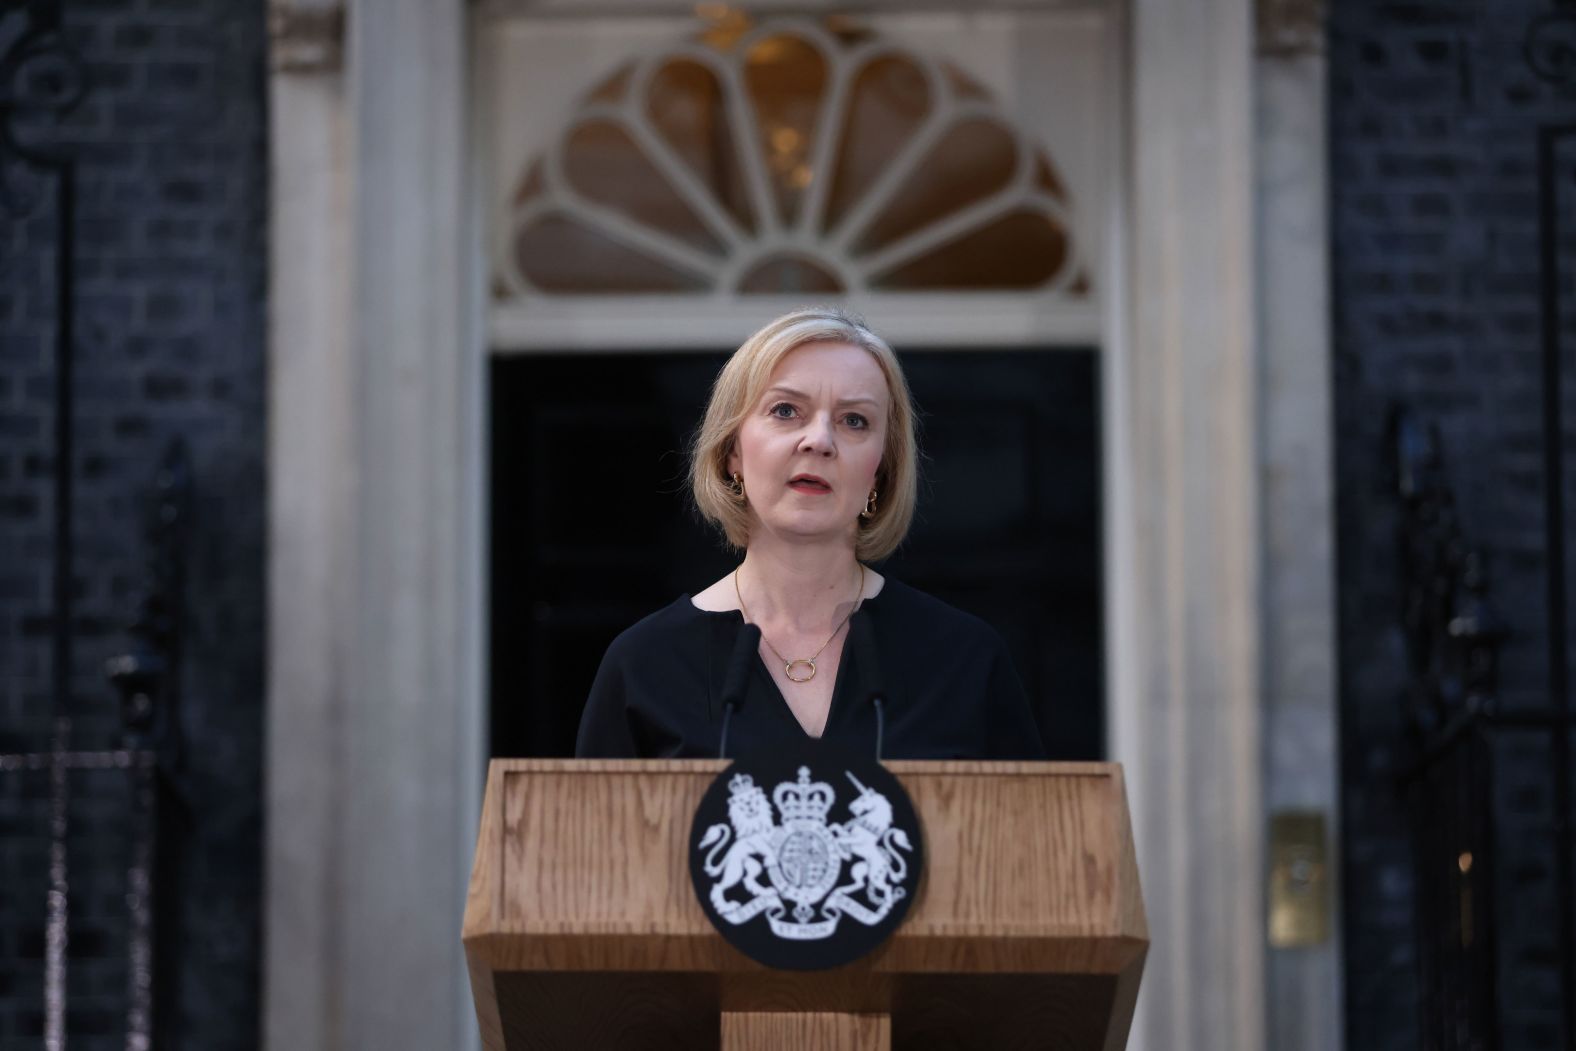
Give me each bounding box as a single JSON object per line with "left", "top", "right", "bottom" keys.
{"left": 478, "top": 9, "right": 1112, "bottom": 351}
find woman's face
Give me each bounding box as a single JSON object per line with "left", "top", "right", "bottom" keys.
{"left": 728, "top": 341, "right": 890, "bottom": 549}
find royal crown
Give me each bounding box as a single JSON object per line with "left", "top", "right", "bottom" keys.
{"left": 773, "top": 766, "right": 835, "bottom": 823}
{"left": 728, "top": 772, "right": 757, "bottom": 796}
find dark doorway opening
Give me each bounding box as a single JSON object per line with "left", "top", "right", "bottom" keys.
{"left": 489, "top": 349, "right": 1104, "bottom": 760}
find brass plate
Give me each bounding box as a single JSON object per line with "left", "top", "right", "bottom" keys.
{"left": 1268, "top": 810, "right": 1329, "bottom": 948}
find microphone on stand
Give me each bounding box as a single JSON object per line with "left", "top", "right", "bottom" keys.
{"left": 717, "top": 623, "right": 761, "bottom": 759}
{"left": 848, "top": 612, "right": 887, "bottom": 760}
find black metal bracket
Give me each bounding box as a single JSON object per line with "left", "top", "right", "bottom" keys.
{"left": 1391, "top": 406, "right": 1506, "bottom": 753}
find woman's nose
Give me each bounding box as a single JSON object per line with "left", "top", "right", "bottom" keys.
{"left": 798, "top": 413, "right": 837, "bottom": 456}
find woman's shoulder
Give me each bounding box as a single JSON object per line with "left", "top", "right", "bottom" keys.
{"left": 603, "top": 594, "right": 721, "bottom": 658}
{"left": 870, "top": 577, "right": 1001, "bottom": 644}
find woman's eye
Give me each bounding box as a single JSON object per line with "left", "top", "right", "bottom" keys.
{"left": 768, "top": 402, "right": 797, "bottom": 419}
{"left": 843, "top": 413, "right": 869, "bottom": 429}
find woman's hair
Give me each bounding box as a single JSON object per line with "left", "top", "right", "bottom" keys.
{"left": 690, "top": 306, "right": 919, "bottom": 562}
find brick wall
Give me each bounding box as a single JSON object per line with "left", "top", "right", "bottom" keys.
{"left": 0, "top": 1, "right": 266, "bottom": 1047}
{"left": 1330, "top": 0, "right": 1576, "bottom": 1047}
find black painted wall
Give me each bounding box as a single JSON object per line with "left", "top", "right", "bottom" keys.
{"left": 1331, "top": 0, "right": 1576, "bottom": 1047}
{"left": 0, "top": 1, "right": 266, "bottom": 1047}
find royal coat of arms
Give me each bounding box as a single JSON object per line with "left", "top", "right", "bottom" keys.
{"left": 695, "top": 764, "right": 916, "bottom": 942}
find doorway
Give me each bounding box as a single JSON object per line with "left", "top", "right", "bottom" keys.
{"left": 489, "top": 348, "right": 1102, "bottom": 760}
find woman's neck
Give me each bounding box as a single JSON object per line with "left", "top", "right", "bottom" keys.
{"left": 736, "top": 539, "right": 861, "bottom": 632}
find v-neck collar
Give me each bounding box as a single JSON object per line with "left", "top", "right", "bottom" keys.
{"left": 749, "top": 627, "right": 857, "bottom": 741}
{"left": 700, "top": 589, "right": 886, "bottom": 743}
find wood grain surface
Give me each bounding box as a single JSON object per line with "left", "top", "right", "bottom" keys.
{"left": 893, "top": 974, "right": 1115, "bottom": 1051}
{"left": 493, "top": 972, "right": 718, "bottom": 1051}
{"left": 463, "top": 760, "right": 1147, "bottom": 1050}
{"left": 721, "top": 1011, "right": 890, "bottom": 1051}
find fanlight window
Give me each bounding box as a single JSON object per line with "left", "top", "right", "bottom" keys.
{"left": 496, "top": 18, "right": 1089, "bottom": 299}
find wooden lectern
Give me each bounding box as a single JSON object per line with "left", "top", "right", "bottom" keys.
{"left": 464, "top": 760, "right": 1146, "bottom": 1050}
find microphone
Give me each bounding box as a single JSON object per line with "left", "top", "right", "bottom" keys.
{"left": 848, "top": 613, "right": 887, "bottom": 760}
{"left": 718, "top": 623, "right": 761, "bottom": 759}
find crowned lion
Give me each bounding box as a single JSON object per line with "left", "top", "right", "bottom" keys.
{"left": 698, "top": 774, "right": 780, "bottom": 913}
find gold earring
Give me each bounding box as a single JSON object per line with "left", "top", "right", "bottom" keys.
{"left": 860, "top": 488, "right": 878, "bottom": 519}
{"left": 731, "top": 472, "right": 746, "bottom": 501}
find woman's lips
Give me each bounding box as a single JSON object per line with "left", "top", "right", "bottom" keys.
{"left": 788, "top": 476, "right": 832, "bottom": 494}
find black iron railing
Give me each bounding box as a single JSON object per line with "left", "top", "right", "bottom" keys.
{"left": 0, "top": 3, "right": 188, "bottom": 1047}
{"left": 1394, "top": 406, "right": 1505, "bottom": 1051}
{"left": 1394, "top": 402, "right": 1576, "bottom": 1050}
{"left": 1396, "top": 9, "right": 1576, "bottom": 1047}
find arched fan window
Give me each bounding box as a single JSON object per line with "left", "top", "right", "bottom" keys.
{"left": 494, "top": 17, "right": 1090, "bottom": 301}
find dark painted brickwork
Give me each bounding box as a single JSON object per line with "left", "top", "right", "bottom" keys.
{"left": 0, "top": 1, "right": 265, "bottom": 1048}
{"left": 1332, "top": 0, "right": 1576, "bottom": 1048}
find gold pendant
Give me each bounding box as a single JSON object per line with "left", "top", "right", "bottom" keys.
{"left": 784, "top": 659, "right": 816, "bottom": 683}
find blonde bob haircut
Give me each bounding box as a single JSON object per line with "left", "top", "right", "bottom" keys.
{"left": 690, "top": 307, "right": 919, "bottom": 563}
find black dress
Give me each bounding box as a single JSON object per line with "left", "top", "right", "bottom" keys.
{"left": 574, "top": 578, "right": 1046, "bottom": 760}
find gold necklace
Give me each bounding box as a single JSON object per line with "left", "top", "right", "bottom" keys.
{"left": 734, "top": 562, "right": 865, "bottom": 683}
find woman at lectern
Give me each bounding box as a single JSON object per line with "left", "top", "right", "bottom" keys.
{"left": 575, "top": 307, "right": 1046, "bottom": 761}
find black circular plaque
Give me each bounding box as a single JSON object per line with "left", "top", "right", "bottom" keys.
{"left": 688, "top": 741, "right": 924, "bottom": 971}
